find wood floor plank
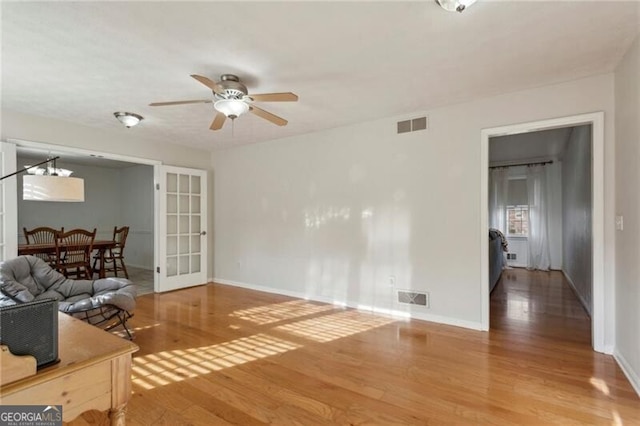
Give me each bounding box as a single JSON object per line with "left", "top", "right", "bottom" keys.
{"left": 70, "top": 269, "right": 639, "bottom": 425}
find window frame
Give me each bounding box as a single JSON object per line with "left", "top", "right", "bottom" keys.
{"left": 506, "top": 204, "right": 529, "bottom": 237}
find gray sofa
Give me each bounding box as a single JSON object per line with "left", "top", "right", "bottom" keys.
{"left": 0, "top": 255, "right": 136, "bottom": 338}
{"left": 489, "top": 229, "right": 505, "bottom": 293}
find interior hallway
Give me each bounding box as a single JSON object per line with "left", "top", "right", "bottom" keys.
{"left": 490, "top": 268, "right": 591, "bottom": 344}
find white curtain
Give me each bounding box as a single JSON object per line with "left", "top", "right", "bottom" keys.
{"left": 526, "top": 165, "right": 551, "bottom": 270}
{"left": 489, "top": 168, "right": 508, "bottom": 232}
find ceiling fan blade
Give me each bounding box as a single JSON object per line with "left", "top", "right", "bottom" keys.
{"left": 248, "top": 92, "right": 298, "bottom": 102}
{"left": 191, "top": 74, "right": 224, "bottom": 94}
{"left": 149, "top": 100, "right": 212, "bottom": 107}
{"left": 249, "top": 105, "right": 288, "bottom": 126}
{"left": 210, "top": 112, "right": 226, "bottom": 130}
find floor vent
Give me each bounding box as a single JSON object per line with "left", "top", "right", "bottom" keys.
{"left": 397, "top": 290, "right": 429, "bottom": 307}
{"left": 397, "top": 116, "right": 428, "bottom": 134}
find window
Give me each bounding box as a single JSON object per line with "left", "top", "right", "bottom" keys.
{"left": 507, "top": 205, "right": 529, "bottom": 236}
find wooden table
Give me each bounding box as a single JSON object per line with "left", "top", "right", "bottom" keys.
{"left": 18, "top": 240, "right": 116, "bottom": 278}
{"left": 0, "top": 313, "right": 139, "bottom": 425}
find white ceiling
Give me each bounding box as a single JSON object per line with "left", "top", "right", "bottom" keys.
{"left": 16, "top": 146, "right": 139, "bottom": 169}
{"left": 2, "top": 1, "right": 638, "bottom": 151}
{"left": 489, "top": 126, "right": 579, "bottom": 165}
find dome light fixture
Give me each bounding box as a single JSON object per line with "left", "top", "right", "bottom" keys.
{"left": 214, "top": 99, "right": 250, "bottom": 120}
{"left": 114, "top": 111, "right": 144, "bottom": 128}
{"left": 435, "top": 0, "right": 477, "bottom": 13}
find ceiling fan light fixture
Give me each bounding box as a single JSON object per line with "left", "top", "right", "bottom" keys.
{"left": 214, "top": 99, "right": 249, "bottom": 120}
{"left": 150, "top": 73, "right": 297, "bottom": 130}
{"left": 114, "top": 111, "right": 144, "bottom": 128}
{"left": 435, "top": 0, "right": 477, "bottom": 13}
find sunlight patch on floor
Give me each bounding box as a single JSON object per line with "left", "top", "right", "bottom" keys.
{"left": 111, "top": 323, "right": 160, "bottom": 338}
{"left": 229, "top": 299, "right": 336, "bottom": 325}
{"left": 589, "top": 377, "right": 611, "bottom": 396}
{"left": 132, "top": 333, "right": 301, "bottom": 390}
{"left": 275, "top": 310, "right": 395, "bottom": 343}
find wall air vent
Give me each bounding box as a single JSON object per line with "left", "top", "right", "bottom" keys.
{"left": 397, "top": 120, "right": 411, "bottom": 134}
{"left": 397, "top": 117, "right": 428, "bottom": 134}
{"left": 397, "top": 290, "right": 430, "bottom": 307}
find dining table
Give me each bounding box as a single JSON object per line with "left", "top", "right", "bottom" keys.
{"left": 18, "top": 240, "right": 117, "bottom": 279}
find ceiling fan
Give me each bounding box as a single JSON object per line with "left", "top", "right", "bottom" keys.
{"left": 149, "top": 74, "right": 298, "bottom": 131}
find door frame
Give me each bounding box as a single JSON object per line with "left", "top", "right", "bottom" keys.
{"left": 6, "top": 138, "right": 162, "bottom": 288}
{"left": 479, "top": 112, "right": 606, "bottom": 353}
{"left": 0, "top": 142, "right": 18, "bottom": 260}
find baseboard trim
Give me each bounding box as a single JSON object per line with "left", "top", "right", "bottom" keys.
{"left": 126, "top": 263, "right": 153, "bottom": 270}
{"left": 614, "top": 349, "right": 640, "bottom": 397}
{"left": 562, "top": 269, "right": 591, "bottom": 316}
{"left": 213, "top": 278, "right": 483, "bottom": 331}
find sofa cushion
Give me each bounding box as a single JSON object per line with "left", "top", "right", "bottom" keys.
{"left": 0, "top": 256, "right": 136, "bottom": 313}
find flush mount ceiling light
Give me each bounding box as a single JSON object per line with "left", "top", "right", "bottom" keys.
{"left": 436, "top": 0, "right": 477, "bottom": 13}
{"left": 114, "top": 111, "right": 144, "bottom": 128}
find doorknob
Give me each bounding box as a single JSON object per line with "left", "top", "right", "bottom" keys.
{"left": 200, "top": 231, "right": 207, "bottom": 236}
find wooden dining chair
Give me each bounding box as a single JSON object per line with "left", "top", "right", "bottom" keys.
{"left": 55, "top": 228, "right": 96, "bottom": 279}
{"left": 23, "top": 226, "right": 64, "bottom": 266}
{"left": 93, "top": 226, "right": 130, "bottom": 279}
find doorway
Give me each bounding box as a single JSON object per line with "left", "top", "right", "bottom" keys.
{"left": 5, "top": 138, "right": 160, "bottom": 293}
{"left": 6, "top": 138, "right": 209, "bottom": 294}
{"left": 480, "top": 112, "right": 607, "bottom": 353}
{"left": 487, "top": 124, "right": 593, "bottom": 345}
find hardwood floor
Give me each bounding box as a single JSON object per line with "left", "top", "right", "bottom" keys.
{"left": 71, "top": 269, "right": 639, "bottom": 425}
{"left": 127, "top": 266, "right": 154, "bottom": 296}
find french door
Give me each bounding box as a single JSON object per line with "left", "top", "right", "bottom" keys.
{"left": 155, "top": 165, "right": 207, "bottom": 292}
{"left": 0, "top": 141, "right": 17, "bottom": 261}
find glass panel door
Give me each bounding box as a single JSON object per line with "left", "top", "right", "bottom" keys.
{"left": 155, "top": 165, "right": 207, "bottom": 292}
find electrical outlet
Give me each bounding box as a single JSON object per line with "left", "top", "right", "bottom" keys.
{"left": 616, "top": 215, "right": 624, "bottom": 231}
{"left": 388, "top": 275, "right": 396, "bottom": 287}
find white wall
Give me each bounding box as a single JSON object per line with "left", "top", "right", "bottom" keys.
{"left": 2, "top": 110, "right": 214, "bottom": 278}
{"left": 547, "top": 162, "right": 563, "bottom": 270}
{"left": 614, "top": 32, "right": 640, "bottom": 395}
{"left": 505, "top": 238, "right": 528, "bottom": 268}
{"left": 561, "top": 126, "right": 592, "bottom": 314}
{"left": 119, "top": 165, "right": 154, "bottom": 269}
{"left": 213, "top": 73, "right": 616, "bottom": 333}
